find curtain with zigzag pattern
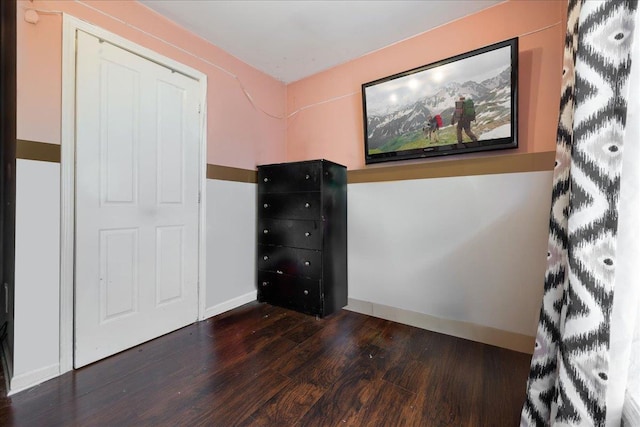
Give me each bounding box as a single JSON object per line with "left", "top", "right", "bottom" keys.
{"left": 521, "top": 0, "right": 640, "bottom": 426}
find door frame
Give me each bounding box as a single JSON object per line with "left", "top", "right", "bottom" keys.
{"left": 61, "top": 15, "right": 208, "bottom": 374}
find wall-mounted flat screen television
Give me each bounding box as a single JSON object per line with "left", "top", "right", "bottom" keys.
{"left": 362, "top": 37, "right": 518, "bottom": 164}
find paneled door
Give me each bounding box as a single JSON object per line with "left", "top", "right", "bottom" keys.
{"left": 74, "top": 31, "right": 201, "bottom": 367}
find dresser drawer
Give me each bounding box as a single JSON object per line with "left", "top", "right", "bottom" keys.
{"left": 258, "top": 218, "right": 322, "bottom": 250}
{"left": 257, "top": 245, "right": 322, "bottom": 279}
{"left": 258, "top": 163, "right": 321, "bottom": 193}
{"left": 259, "top": 192, "right": 321, "bottom": 220}
{"left": 257, "top": 270, "right": 322, "bottom": 315}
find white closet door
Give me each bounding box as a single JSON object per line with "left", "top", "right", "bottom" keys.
{"left": 74, "top": 31, "right": 201, "bottom": 367}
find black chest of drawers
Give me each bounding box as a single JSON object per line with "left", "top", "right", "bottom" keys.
{"left": 257, "top": 159, "right": 347, "bottom": 317}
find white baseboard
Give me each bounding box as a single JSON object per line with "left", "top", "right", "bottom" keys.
{"left": 345, "top": 298, "right": 535, "bottom": 354}
{"left": 1, "top": 339, "right": 13, "bottom": 393}
{"left": 8, "top": 363, "right": 60, "bottom": 396}
{"left": 201, "top": 291, "right": 257, "bottom": 320}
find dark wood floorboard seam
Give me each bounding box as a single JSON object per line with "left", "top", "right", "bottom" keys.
{"left": 0, "top": 301, "right": 531, "bottom": 426}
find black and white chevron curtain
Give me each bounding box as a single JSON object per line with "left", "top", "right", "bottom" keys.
{"left": 521, "top": 0, "right": 640, "bottom": 426}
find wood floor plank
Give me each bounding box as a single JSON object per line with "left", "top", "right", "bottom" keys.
{"left": 471, "top": 345, "right": 531, "bottom": 426}
{"left": 346, "top": 377, "right": 421, "bottom": 427}
{"left": 268, "top": 311, "right": 378, "bottom": 378}
{"left": 412, "top": 336, "right": 486, "bottom": 426}
{"left": 296, "top": 344, "right": 392, "bottom": 427}
{"left": 182, "top": 368, "right": 291, "bottom": 426}
{"left": 23, "top": 352, "right": 204, "bottom": 426}
{"left": 382, "top": 358, "right": 434, "bottom": 394}
{"left": 0, "top": 302, "right": 532, "bottom": 426}
{"left": 287, "top": 323, "right": 381, "bottom": 388}
{"left": 1, "top": 320, "right": 202, "bottom": 417}
{"left": 281, "top": 318, "right": 324, "bottom": 343}
{"left": 246, "top": 378, "right": 325, "bottom": 426}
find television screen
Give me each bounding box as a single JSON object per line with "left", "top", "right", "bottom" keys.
{"left": 362, "top": 38, "right": 518, "bottom": 164}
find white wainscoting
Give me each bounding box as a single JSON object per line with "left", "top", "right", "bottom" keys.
{"left": 204, "top": 179, "right": 257, "bottom": 318}
{"left": 7, "top": 165, "right": 552, "bottom": 393}
{"left": 347, "top": 170, "right": 553, "bottom": 345}
{"left": 9, "top": 169, "right": 259, "bottom": 394}
{"left": 12, "top": 159, "right": 61, "bottom": 394}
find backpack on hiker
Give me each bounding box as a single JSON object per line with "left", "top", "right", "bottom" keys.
{"left": 434, "top": 114, "right": 443, "bottom": 128}
{"left": 463, "top": 99, "right": 476, "bottom": 121}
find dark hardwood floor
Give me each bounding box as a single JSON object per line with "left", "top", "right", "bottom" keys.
{"left": 0, "top": 302, "right": 532, "bottom": 426}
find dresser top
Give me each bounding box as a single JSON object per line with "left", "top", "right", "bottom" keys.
{"left": 257, "top": 159, "right": 346, "bottom": 169}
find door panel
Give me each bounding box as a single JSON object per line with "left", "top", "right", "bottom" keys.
{"left": 157, "top": 80, "right": 185, "bottom": 205}
{"left": 101, "top": 60, "right": 139, "bottom": 205}
{"left": 156, "top": 225, "right": 184, "bottom": 305}
{"left": 75, "top": 31, "right": 201, "bottom": 368}
{"left": 100, "top": 228, "right": 138, "bottom": 321}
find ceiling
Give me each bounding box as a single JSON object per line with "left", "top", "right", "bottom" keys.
{"left": 139, "top": 0, "right": 504, "bottom": 83}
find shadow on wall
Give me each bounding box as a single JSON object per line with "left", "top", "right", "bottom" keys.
{"left": 410, "top": 201, "right": 547, "bottom": 331}
{"left": 518, "top": 48, "right": 543, "bottom": 154}
{"left": 347, "top": 172, "right": 552, "bottom": 337}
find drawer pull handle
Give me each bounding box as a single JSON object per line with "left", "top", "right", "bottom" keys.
{"left": 262, "top": 281, "right": 269, "bottom": 287}
{"left": 276, "top": 270, "right": 283, "bottom": 275}
{"left": 304, "top": 203, "right": 310, "bottom": 208}
{"left": 263, "top": 255, "right": 269, "bottom": 261}
{"left": 304, "top": 232, "right": 311, "bottom": 237}
{"left": 305, "top": 174, "right": 310, "bottom": 180}
{"left": 303, "top": 290, "right": 309, "bottom": 295}
{"left": 304, "top": 261, "right": 310, "bottom": 266}
{"left": 263, "top": 203, "right": 269, "bottom": 208}
{"left": 263, "top": 229, "right": 269, "bottom": 234}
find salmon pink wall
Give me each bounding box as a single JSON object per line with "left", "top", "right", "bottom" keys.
{"left": 16, "top": 0, "right": 286, "bottom": 169}
{"left": 286, "top": 0, "right": 566, "bottom": 170}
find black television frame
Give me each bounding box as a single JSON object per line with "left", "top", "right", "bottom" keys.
{"left": 362, "top": 37, "right": 518, "bottom": 164}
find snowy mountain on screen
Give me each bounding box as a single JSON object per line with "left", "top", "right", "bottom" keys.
{"left": 367, "top": 67, "right": 511, "bottom": 149}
